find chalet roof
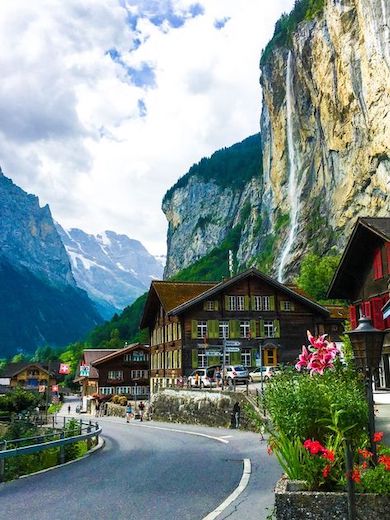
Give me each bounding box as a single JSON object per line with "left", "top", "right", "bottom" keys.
{"left": 140, "top": 280, "right": 216, "bottom": 328}
{"left": 77, "top": 349, "right": 119, "bottom": 379}
{"left": 1, "top": 362, "right": 60, "bottom": 378}
{"left": 168, "top": 268, "right": 329, "bottom": 317}
{"left": 327, "top": 217, "right": 390, "bottom": 300}
{"left": 92, "top": 343, "right": 149, "bottom": 366}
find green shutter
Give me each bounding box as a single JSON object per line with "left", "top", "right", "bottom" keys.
{"left": 291, "top": 302, "right": 295, "bottom": 311}
{"left": 251, "top": 296, "right": 255, "bottom": 311}
{"left": 203, "top": 301, "right": 208, "bottom": 311}
{"left": 280, "top": 300, "right": 285, "bottom": 311}
{"left": 251, "top": 349, "right": 257, "bottom": 367}
{"left": 224, "top": 295, "right": 229, "bottom": 310}
{"left": 192, "top": 349, "right": 198, "bottom": 368}
{"left": 269, "top": 296, "right": 275, "bottom": 311}
{"left": 244, "top": 295, "right": 250, "bottom": 310}
{"left": 191, "top": 320, "right": 198, "bottom": 339}
{"left": 273, "top": 319, "right": 280, "bottom": 338}
{"left": 231, "top": 352, "right": 241, "bottom": 364}
{"left": 208, "top": 355, "right": 220, "bottom": 366}
{"left": 259, "top": 320, "right": 265, "bottom": 338}
{"left": 208, "top": 320, "right": 219, "bottom": 339}
{"left": 250, "top": 320, "right": 257, "bottom": 338}
{"left": 214, "top": 300, "right": 219, "bottom": 311}
{"left": 229, "top": 320, "right": 239, "bottom": 338}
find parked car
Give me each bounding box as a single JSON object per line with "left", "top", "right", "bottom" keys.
{"left": 223, "top": 365, "right": 249, "bottom": 384}
{"left": 248, "top": 366, "right": 279, "bottom": 383}
{"left": 187, "top": 368, "right": 215, "bottom": 388}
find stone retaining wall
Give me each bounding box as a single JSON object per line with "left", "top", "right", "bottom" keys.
{"left": 275, "top": 478, "right": 389, "bottom": 520}
{"left": 151, "top": 388, "right": 263, "bottom": 431}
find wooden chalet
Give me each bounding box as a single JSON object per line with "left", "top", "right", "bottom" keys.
{"left": 75, "top": 349, "right": 119, "bottom": 403}
{"left": 141, "top": 268, "right": 340, "bottom": 390}
{"left": 328, "top": 217, "right": 390, "bottom": 388}
{"left": 92, "top": 343, "right": 149, "bottom": 398}
{"left": 0, "top": 362, "right": 59, "bottom": 390}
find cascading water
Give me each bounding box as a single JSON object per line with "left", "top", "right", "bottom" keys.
{"left": 380, "top": 0, "right": 389, "bottom": 62}
{"left": 277, "top": 51, "right": 300, "bottom": 283}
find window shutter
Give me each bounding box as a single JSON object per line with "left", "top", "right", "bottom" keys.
{"left": 244, "top": 296, "right": 250, "bottom": 310}
{"left": 203, "top": 301, "right": 208, "bottom": 311}
{"left": 349, "top": 306, "right": 357, "bottom": 329}
{"left": 208, "top": 320, "right": 219, "bottom": 339}
{"left": 191, "top": 350, "right": 198, "bottom": 368}
{"left": 273, "top": 320, "right": 280, "bottom": 338}
{"left": 214, "top": 300, "right": 219, "bottom": 311}
{"left": 364, "top": 301, "right": 372, "bottom": 318}
{"left": 191, "top": 320, "right": 198, "bottom": 339}
{"left": 209, "top": 355, "right": 220, "bottom": 365}
{"left": 251, "top": 296, "right": 256, "bottom": 310}
{"left": 229, "top": 320, "right": 239, "bottom": 338}
{"left": 224, "top": 295, "right": 229, "bottom": 310}
{"left": 291, "top": 302, "right": 295, "bottom": 311}
{"left": 250, "top": 320, "right": 257, "bottom": 338}
{"left": 231, "top": 352, "right": 241, "bottom": 364}
{"left": 259, "top": 320, "right": 265, "bottom": 338}
{"left": 251, "top": 349, "right": 257, "bottom": 367}
{"left": 279, "top": 300, "right": 285, "bottom": 311}
{"left": 269, "top": 296, "right": 275, "bottom": 311}
{"left": 371, "top": 297, "right": 385, "bottom": 330}
{"left": 373, "top": 248, "right": 383, "bottom": 279}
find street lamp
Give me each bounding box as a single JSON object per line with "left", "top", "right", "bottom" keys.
{"left": 346, "top": 316, "right": 386, "bottom": 461}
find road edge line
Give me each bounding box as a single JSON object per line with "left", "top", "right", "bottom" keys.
{"left": 202, "top": 458, "right": 251, "bottom": 520}
{"left": 128, "top": 422, "right": 230, "bottom": 444}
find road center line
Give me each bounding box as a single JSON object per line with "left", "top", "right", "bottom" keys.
{"left": 202, "top": 458, "right": 251, "bottom": 520}
{"left": 128, "top": 422, "right": 230, "bottom": 444}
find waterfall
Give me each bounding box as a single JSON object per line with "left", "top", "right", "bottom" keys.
{"left": 380, "top": 0, "right": 389, "bottom": 61}
{"left": 277, "top": 51, "right": 300, "bottom": 283}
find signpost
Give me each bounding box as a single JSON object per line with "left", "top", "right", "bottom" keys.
{"left": 225, "top": 341, "right": 241, "bottom": 347}
{"left": 225, "top": 347, "right": 240, "bottom": 353}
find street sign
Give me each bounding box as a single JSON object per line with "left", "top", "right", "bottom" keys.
{"left": 225, "top": 347, "right": 240, "bottom": 353}
{"left": 225, "top": 341, "right": 241, "bottom": 347}
{"left": 205, "top": 350, "right": 222, "bottom": 357}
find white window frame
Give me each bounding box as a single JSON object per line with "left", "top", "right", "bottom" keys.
{"left": 219, "top": 320, "right": 229, "bottom": 339}
{"left": 283, "top": 301, "right": 291, "bottom": 311}
{"left": 262, "top": 296, "right": 270, "bottom": 311}
{"left": 239, "top": 320, "right": 250, "bottom": 338}
{"left": 197, "top": 320, "right": 208, "bottom": 338}
{"left": 205, "top": 300, "right": 215, "bottom": 311}
{"left": 264, "top": 320, "right": 274, "bottom": 337}
{"left": 107, "top": 370, "right": 123, "bottom": 381}
{"left": 228, "top": 296, "right": 236, "bottom": 311}
{"left": 198, "top": 349, "right": 206, "bottom": 368}
{"left": 241, "top": 349, "right": 251, "bottom": 367}
{"left": 254, "top": 296, "right": 262, "bottom": 311}
{"left": 237, "top": 296, "right": 245, "bottom": 311}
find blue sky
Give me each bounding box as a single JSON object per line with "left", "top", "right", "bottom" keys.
{"left": 0, "top": 0, "right": 294, "bottom": 256}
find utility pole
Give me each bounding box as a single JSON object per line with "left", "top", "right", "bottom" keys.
{"left": 45, "top": 360, "right": 51, "bottom": 424}
{"left": 228, "top": 250, "right": 233, "bottom": 278}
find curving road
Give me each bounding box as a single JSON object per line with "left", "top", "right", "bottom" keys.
{"left": 0, "top": 398, "right": 281, "bottom": 520}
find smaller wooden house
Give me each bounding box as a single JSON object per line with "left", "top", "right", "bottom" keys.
{"left": 75, "top": 349, "right": 118, "bottom": 400}
{"left": 92, "top": 343, "right": 150, "bottom": 398}
{"left": 0, "top": 362, "right": 59, "bottom": 390}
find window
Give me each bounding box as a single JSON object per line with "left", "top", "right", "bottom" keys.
{"left": 228, "top": 296, "right": 236, "bottom": 311}
{"left": 253, "top": 295, "right": 271, "bottom": 311}
{"left": 204, "top": 300, "right": 216, "bottom": 311}
{"left": 108, "top": 371, "right": 123, "bottom": 381}
{"left": 373, "top": 248, "right": 383, "bottom": 279}
{"left": 240, "top": 320, "right": 250, "bottom": 338}
{"left": 264, "top": 321, "right": 274, "bottom": 337}
{"left": 131, "top": 370, "right": 148, "bottom": 379}
{"left": 198, "top": 349, "right": 206, "bottom": 368}
{"left": 283, "top": 301, "right": 291, "bottom": 311}
{"left": 253, "top": 296, "right": 262, "bottom": 311}
{"left": 241, "top": 349, "right": 251, "bottom": 367}
{"left": 197, "top": 321, "right": 208, "bottom": 338}
{"left": 237, "top": 296, "right": 245, "bottom": 311}
{"left": 262, "top": 296, "right": 270, "bottom": 311}
{"left": 219, "top": 320, "right": 229, "bottom": 339}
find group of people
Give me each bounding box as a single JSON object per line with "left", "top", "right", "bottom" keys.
{"left": 125, "top": 401, "right": 146, "bottom": 423}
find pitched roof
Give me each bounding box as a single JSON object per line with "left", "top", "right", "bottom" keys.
{"left": 77, "top": 349, "right": 119, "bottom": 379}
{"left": 324, "top": 305, "right": 349, "bottom": 320}
{"left": 327, "top": 217, "right": 390, "bottom": 299}
{"left": 92, "top": 343, "right": 149, "bottom": 366}
{"left": 140, "top": 280, "right": 216, "bottom": 328}
{"left": 168, "top": 268, "right": 329, "bottom": 316}
{"left": 1, "top": 362, "right": 60, "bottom": 378}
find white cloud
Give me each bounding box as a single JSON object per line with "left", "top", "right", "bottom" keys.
{"left": 0, "top": 0, "right": 294, "bottom": 256}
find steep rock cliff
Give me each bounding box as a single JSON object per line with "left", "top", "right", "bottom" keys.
{"left": 260, "top": 0, "right": 390, "bottom": 281}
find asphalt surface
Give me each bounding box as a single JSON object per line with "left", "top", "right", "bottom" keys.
{"left": 0, "top": 397, "right": 281, "bottom": 520}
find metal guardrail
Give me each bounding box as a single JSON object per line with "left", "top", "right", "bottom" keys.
{"left": 0, "top": 417, "right": 102, "bottom": 481}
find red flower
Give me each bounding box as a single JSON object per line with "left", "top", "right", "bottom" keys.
{"left": 373, "top": 432, "right": 384, "bottom": 443}
{"left": 361, "top": 461, "right": 368, "bottom": 470}
{"left": 378, "top": 455, "right": 390, "bottom": 471}
{"left": 322, "top": 464, "right": 331, "bottom": 478}
{"left": 351, "top": 468, "right": 361, "bottom": 483}
{"left": 358, "top": 448, "right": 373, "bottom": 459}
{"left": 322, "top": 449, "right": 335, "bottom": 462}
{"left": 303, "top": 439, "right": 325, "bottom": 455}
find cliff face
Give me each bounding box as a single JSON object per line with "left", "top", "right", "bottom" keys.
{"left": 163, "top": 0, "right": 389, "bottom": 283}
{"left": 260, "top": 0, "right": 390, "bottom": 281}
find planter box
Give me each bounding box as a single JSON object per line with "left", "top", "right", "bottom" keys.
{"left": 275, "top": 477, "right": 389, "bottom": 520}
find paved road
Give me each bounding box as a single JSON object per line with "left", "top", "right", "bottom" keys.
{"left": 0, "top": 397, "right": 281, "bottom": 520}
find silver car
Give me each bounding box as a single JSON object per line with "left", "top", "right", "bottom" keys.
{"left": 223, "top": 365, "right": 249, "bottom": 384}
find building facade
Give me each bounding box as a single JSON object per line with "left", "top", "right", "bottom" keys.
{"left": 141, "top": 268, "right": 340, "bottom": 390}
{"left": 328, "top": 217, "right": 390, "bottom": 388}
{"left": 0, "top": 362, "right": 58, "bottom": 390}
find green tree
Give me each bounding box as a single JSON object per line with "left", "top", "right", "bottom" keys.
{"left": 296, "top": 253, "right": 340, "bottom": 301}
{"left": 32, "top": 345, "right": 57, "bottom": 362}
{"left": 11, "top": 353, "right": 27, "bottom": 363}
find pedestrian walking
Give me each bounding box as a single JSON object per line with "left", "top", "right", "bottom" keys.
{"left": 126, "top": 402, "right": 133, "bottom": 423}
{"left": 138, "top": 401, "right": 145, "bottom": 421}
{"left": 194, "top": 372, "right": 200, "bottom": 388}
{"left": 232, "top": 401, "right": 240, "bottom": 429}
{"left": 215, "top": 367, "right": 222, "bottom": 388}
{"left": 67, "top": 404, "right": 71, "bottom": 415}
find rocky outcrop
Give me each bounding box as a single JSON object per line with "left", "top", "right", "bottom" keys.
{"left": 57, "top": 226, "right": 164, "bottom": 318}
{"left": 260, "top": 0, "right": 390, "bottom": 281}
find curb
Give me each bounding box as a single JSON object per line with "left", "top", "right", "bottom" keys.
{"left": 1, "top": 436, "right": 106, "bottom": 483}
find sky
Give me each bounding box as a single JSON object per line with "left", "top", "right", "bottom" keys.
{"left": 0, "top": 0, "right": 294, "bottom": 257}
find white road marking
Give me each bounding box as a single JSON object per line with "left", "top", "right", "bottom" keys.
{"left": 219, "top": 435, "right": 233, "bottom": 439}
{"left": 128, "top": 422, "right": 230, "bottom": 444}
{"left": 202, "top": 458, "right": 251, "bottom": 520}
